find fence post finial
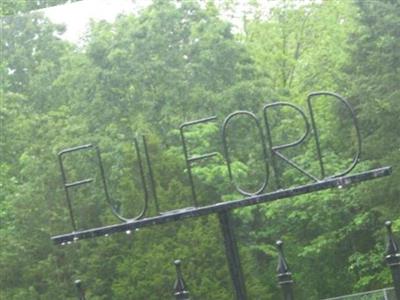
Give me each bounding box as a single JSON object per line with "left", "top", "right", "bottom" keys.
{"left": 385, "top": 221, "right": 400, "bottom": 299}
{"left": 173, "top": 260, "right": 190, "bottom": 300}
{"left": 74, "top": 279, "right": 86, "bottom": 300}
{"left": 276, "top": 240, "right": 294, "bottom": 300}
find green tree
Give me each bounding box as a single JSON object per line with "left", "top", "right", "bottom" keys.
{"left": 343, "top": 0, "right": 400, "bottom": 290}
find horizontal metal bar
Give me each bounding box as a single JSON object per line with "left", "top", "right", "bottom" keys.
{"left": 58, "top": 144, "right": 93, "bottom": 156}
{"left": 51, "top": 166, "right": 391, "bottom": 245}
{"left": 188, "top": 152, "right": 218, "bottom": 163}
{"left": 65, "top": 178, "right": 93, "bottom": 188}
{"left": 179, "top": 116, "right": 217, "bottom": 129}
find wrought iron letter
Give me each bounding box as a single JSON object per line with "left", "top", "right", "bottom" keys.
{"left": 263, "top": 102, "right": 315, "bottom": 189}
{"left": 222, "top": 111, "right": 269, "bottom": 196}
{"left": 58, "top": 140, "right": 149, "bottom": 229}
{"left": 128, "top": 137, "right": 149, "bottom": 220}
{"left": 307, "top": 92, "right": 361, "bottom": 179}
{"left": 142, "top": 135, "right": 159, "bottom": 214}
{"left": 180, "top": 116, "right": 218, "bottom": 206}
{"left": 58, "top": 144, "right": 96, "bottom": 231}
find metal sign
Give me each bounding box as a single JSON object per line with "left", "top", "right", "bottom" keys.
{"left": 51, "top": 91, "right": 391, "bottom": 299}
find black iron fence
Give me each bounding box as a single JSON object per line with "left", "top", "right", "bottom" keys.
{"left": 74, "top": 221, "right": 399, "bottom": 300}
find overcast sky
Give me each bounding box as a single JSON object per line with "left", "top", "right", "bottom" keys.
{"left": 42, "top": 0, "right": 278, "bottom": 44}
{"left": 43, "top": 0, "right": 151, "bottom": 44}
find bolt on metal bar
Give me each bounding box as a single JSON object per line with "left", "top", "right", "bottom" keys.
{"left": 51, "top": 166, "right": 391, "bottom": 245}
{"left": 385, "top": 221, "right": 400, "bottom": 299}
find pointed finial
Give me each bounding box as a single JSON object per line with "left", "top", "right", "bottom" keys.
{"left": 74, "top": 279, "right": 86, "bottom": 300}
{"left": 276, "top": 240, "right": 295, "bottom": 300}
{"left": 276, "top": 240, "right": 290, "bottom": 274}
{"left": 385, "top": 221, "right": 399, "bottom": 256}
{"left": 384, "top": 221, "right": 400, "bottom": 299}
{"left": 173, "top": 260, "right": 190, "bottom": 300}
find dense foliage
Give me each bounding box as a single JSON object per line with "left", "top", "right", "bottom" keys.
{"left": 1, "top": 0, "right": 399, "bottom": 299}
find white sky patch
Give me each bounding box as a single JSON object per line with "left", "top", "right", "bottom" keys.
{"left": 42, "top": 0, "right": 313, "bottom": 44}
{"left": 43, "top": 0, "right": 151, "bottom": 44}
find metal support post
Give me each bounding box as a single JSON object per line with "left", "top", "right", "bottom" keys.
{"left": 74, "top": 279, "right": 86, "bottom": 300}
{"left": 173, "top": 260, "right": 190, "bottom": 300}
{"left": 385, "top": 221, "right": 400, "bottom": 299}
{"left": 276, "top": 240, "right": 294, "bottom": 300}
{"left": 218, "top": 211, "right": 247, "bottom": 300}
